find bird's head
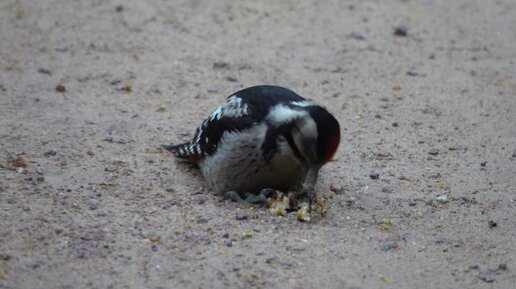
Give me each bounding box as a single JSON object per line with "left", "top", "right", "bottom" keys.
{"left": 291, "top": 106, "right": 340, "bottom": 166}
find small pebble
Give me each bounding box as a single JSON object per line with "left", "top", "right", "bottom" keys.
{"left": 346, "top": 31, "right": 365, "bottom": 40}
{"left": 468, "top": 264, "right": 479, "bottom": 270}
{"left": 37, "top": 68, "right": 51, "bottom": 75}
{"left": 235, "top": 212, "right": 248, "bottom": 221}
{"left": 381, "top": 187, "right": 392, "bottom": 193}
{"left": 498, "top": 263, "right": 507, "bottom": 270}
{"left": 193, "top": 194, "right": 208, "bottom": 205}
{"left": 225, "top": 240, "right": 233, "bottom": 247}
{"left": 44, "top": 150, "right": 57, "bottom": 157}
{"left": 380, "top": 242, "right": 398, "bottom": 252}
{"left": 369, "top": 173, "right": 380, "bottom": 179}
{"left": 394, "top": 25, "right": 408, "bottom": 37}
{"left": 213, "top": 61, "right": 229, "bottom": 69}
{"left": 330, "top": 181, "right": 343, "bottom": 193}
{"left": 479, "top": 274, "right": 495, "bottom": 283}
{"left": 87, "top": 151, "right": 94, "bottom": 156}
{"left": 226, "top": 76, "right": 238, "bottom": 82}
{"left": 55, "top": 84, "right": 66, "bottom": 92}
{"left": 96, "top": 211, "right": 108, "bottom": 217}
{"left": 88, "top": 201, "right": 98, "bottom": 210}
{"left": 149, "top": 235, "right": 161, "bottom": 243}
{"left": 151, "top": 245, "right": 158, "bottom": 252}
{"left": 391, "top": 122, "right": 399, "bottom": 127}
{"left": 428, "top": 149, "right": 440, "bottom": 156}
{"left": 436, "top": 195, "right": 448, "bottom": 203}
{"left": 488, "top": 220, "right": 497, "bottom": 227}
{"left": 480, "top": 161, "right": 487, "bottom": 167}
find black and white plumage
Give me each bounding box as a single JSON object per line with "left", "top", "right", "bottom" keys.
{"left": 163, "top": 85, "right": 340, "bottom": 199}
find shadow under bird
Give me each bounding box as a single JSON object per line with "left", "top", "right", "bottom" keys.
{"left": 162, "top": 85, "right": 340, "bottom": 204}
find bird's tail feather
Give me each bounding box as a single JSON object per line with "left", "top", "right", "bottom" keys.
{"left": 161, "top": 142, "right": 202, "bottom": 165}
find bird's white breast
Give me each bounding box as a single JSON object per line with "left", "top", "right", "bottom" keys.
{"left": 200, "top": 123, "right": 307, "bottom": 194}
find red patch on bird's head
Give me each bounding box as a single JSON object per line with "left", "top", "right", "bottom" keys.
{"left": 325, "top": 128, "right": 340, "bottom": 162}
{"left": 310, "top": 107, "right": 341, "bottom": 164}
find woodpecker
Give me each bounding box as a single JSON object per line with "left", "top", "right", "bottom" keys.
{"left": 162, "top": 85, "right": 340, "bottom": 203}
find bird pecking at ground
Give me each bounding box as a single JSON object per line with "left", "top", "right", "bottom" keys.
{"left": 162, "top": 85, "right": 340, "bottom": 205}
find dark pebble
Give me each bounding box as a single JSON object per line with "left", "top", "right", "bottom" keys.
{"left": 193, "top": 194, "right": 208, "bottom": 205}
{"left": 381, "top": 187, "right": 392, "bottom": 193}
{"left": 394, "top": 26, "right": 408, "bottom": 37}
{"left": 488, "top": 220, "right": 497, "bottom": 227}
{"left": 37, "top": 68, "right": 52, "bottom": 75}
{"left": 115, "top": 5, "right": 123, "bottom": 12}
{"left": 346, "top": 31, "right": 365, "bottom": 40}
{"left": 468, "top": 264, "right": 479, "bottom": 270}
{"left": 265, "top": 257, "right": 276, "bottom": 264}
{"left": 81, "top": 233, "right": 94, "bottom": 241}
{"left": 369, "top": 173, "right": 380, "bottom": 179}
{"left": 222, "top": 233, "right": 229, "bottom": 239}
{"left": 55, "top": 84, "right": 66, "bottom": 92}
{"left": 498, "top": 263, "right": 507, "bottom": 270}
{"left": 151, "top": 245, "right": 158, "bottom": 252}
{"left": 36, "top": 176, "right": 45, "bottom": 182}
{"left": 479, "top": 274, "right": 495, "bottom": 283}
{"left": 226, "top": 76, "right": 238, "bottom": 82}
{"left": 87, "top": 151, "right": 94, "bottom": 156}
{"left": 391, "top": 122, "right": 399, "bottom": 127}
{"left": 235, "top": 212, "right": 249, "bottom": 220}
{"left": 428, "top": 149, "right": 440, "bottom": 156}
{"left": 44, "top": 149, "right": 57, "bottom": 157}
{"left": 225, "top": 240, "right": 233, "bottom": 247}
{"left": 213, "top": 61, "right": 229, "bottom": 69}
{"left": 480, "top": 161, "right": 487, "bottom": 167}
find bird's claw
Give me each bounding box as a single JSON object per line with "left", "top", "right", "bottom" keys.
{"left": 297, "top": 184, "right": 316, "bottom": 208}
{"left": 223, "top": 190, "right": 269, "bottom": 205}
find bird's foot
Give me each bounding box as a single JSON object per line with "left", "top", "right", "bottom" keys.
{"left": 296, "top": 184, "right": 316, "bottom": 209}
{"left": 223, "top": 190, "right": 270, "bottom": 205}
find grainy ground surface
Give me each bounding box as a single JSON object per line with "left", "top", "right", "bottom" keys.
{"left": 1, "top": 0, "right": 515, "bottom": 288}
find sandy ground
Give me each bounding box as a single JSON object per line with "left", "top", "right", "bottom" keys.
{"left": 1, "top": 0, "right": 515, "bottom": 288}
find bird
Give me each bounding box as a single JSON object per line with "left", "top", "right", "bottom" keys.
{"left": 162, "top": 85, "right": 340, "bottom": 204}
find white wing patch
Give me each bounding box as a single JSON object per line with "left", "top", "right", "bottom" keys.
{"left": 208, "top": 95, "right": 249, "bottom": 121}
{"left": 291, "top": 100, "right": 314, "bottom": 107}
{"left": 191, "top": 95, "right": 249, "bottom": 146}
{"left": 266, "top": 104, "right": 307, "bottom": 125}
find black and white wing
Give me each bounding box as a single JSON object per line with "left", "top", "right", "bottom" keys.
{"left": 162, "top": 85, "right": 306, "bottom": 164}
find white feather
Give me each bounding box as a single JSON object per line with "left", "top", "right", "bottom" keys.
{"left": 266, "top": 104, "right": 307, "bottom": 125}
